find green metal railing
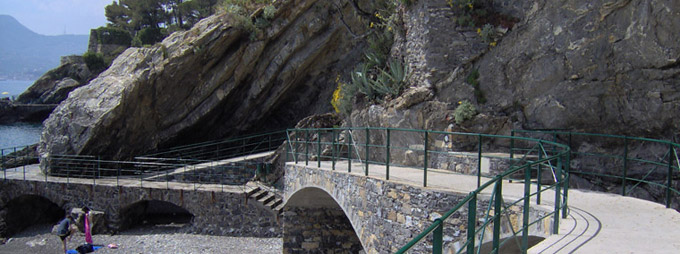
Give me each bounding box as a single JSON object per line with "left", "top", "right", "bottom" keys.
{"left": 1, "top": 131, "right": 284, "bottom": 190}
{"left": 141, "top": 130, "right": 286, "bottom": 161}
{"left": 285, "top": 127, "right": 571, "bottom": 253}
{"left": 512, "top": 129, "right": 680, "bottom": 209}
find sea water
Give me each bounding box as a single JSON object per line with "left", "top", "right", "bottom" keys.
{"left": 0, "top": 80, "right": 43, "bottom": 149}
{"left": 0, "top": 123, "right": 43, "bottom": 149}
{"left": 0, "top": 80, "right": 33, "bottom": 99}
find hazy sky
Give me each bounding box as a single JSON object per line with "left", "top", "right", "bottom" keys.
{"left": 0, "top": 0, "right": 111, "bottom": 35}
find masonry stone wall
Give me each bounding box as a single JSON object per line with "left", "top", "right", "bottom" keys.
{"left": 0, "top": 180, "right": 280, "bottom": 238}
{"left": 282, "top": 207, "right": 363, "bottom": 253}
{"left": 283, "top": 164, "right": 553, "bottom": 253}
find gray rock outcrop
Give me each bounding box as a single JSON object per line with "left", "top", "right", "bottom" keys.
{"left": 347, "top": 0, "right": 680, "bottom": 139}
{"left": 0, "top": 56, "right": 93, "bottom": 124}
{"left": 16, "top": 55, "right": 93, "bottom": 105}
{"left": 40, "top": 0, "right": 367, "bottom": 170}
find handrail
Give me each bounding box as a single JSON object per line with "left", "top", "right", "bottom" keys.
{"left": 512, "top": 129, "right": 680, "bottom": 209}
{"left": 1, "top": 131, "right": 287, "bottom": 191}
{"left": 140, "top": 130, "right": 286, "bottom": 161}
{"left": 285, "top": 127, "right": 571, "bottom": 254}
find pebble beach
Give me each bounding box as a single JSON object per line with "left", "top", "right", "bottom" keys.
{"left": 0, "top": 224, "right": 282, "bottom": 254}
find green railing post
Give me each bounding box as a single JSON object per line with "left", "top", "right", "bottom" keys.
{"left": 2, "top": 149, "right": 5, "bottom": 180}
{"left": 386, "top": 129, "right": 390, "bottom": 181}
{"left": 424, "top": 131, "right": 429, "bottom": 187}
{"left": 433, "top": 219, "right": 443, "bottom": 254}
{"left": 347, "top": 129, "right": 352, "bottom": 173}
{"left": 332, "top": 129, "right": 336, "bottom": 171}
{"left": 365, "top": 128, "right": 369, "bottom": 176}
{"left": 94, "top": 156, "right": 99, "bottom": 186}
{"left": 510, "top": 130, "right": 515, "bottom": 159}
{"left": 286, "top": 140, "right": 290, "bottom": 163}
{"left": 622, "top": 137, "right": 629, "bottom": 196}
{"left": 116, "top": 165, "right": 120, "bottom": 187}
{"left": 522, "top": 164, "right": 531, "bottom": 253}
{"left": 563, "top": 133, "right": 572, "bottom": 219}
{"left": 467, "top": 193, "right": 477, "bottom": 254}
{"left": 294, "top": 134, "right": 299, "bottom": 164}
{"left": 45, "top": 157, "right": 48, "bottom": 182}
{"left": 667, "top": 144, "right": 674, "bottom": 208}
{"left": 317, "top": 129, "right": 321, "bottom": 168}
{"left": 305, "top": 129, "right": 309, "bottom": 166}
{"left": 477, "top": 134, "right": 482, "bottom": 188}
{"left": 492, "top": 181, "right": 502, "bottom": 253}
{"left": 553, "top": 156, "right": 563, "bottom": 234}
{"left": 537, "top": 142, "right": 542, "bottom": 205}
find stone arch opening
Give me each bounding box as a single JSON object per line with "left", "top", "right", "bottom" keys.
{"left": 476, "top": 235, "right": 546, "bottom": 253}
{"left": 0, "top": 195, "right": 64, "bottom": 238}
{"left": 283, "top": 187, "right": 363, "bottom": 253}
{"left": 119, "top": 200, "right": 193, "bottom": 230}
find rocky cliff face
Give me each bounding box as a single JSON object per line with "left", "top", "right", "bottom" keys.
{"left": 17, "top": 55, "right": 93, "bottom": 105}
{"left": 40, "top": 0, "right": 366, "bottom": 166}
{"left": 352, "top": 0, "right": 679, "bottom": 140}
{"left": 40, "top": 0, "right": 679, "bottom": 180}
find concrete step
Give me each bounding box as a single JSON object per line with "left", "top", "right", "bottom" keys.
{"left": 258, "top": 193, "right": 276, "bottom": 204}
{"left": 268, "top": 198, "right": 282, "bottom": 209}
{"left": 253, "top": 189, "right": 268, "bottom": 200}
{"left": 246, "top": 187, "right": 261, "bottom": 198}
{"left": 273, "top": 203, "right": 284, "bottom": 215}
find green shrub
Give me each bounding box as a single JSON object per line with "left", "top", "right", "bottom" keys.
{"left": 480, "top": 23, "right": 495, "bottom": 43}
{"left": 350, "top": 58, "right": 409, "bottom": 102}
{"left": 466, "top": 68, "right": 486, "bottom": 103}
{"left": 132, "top": 27, "right": 165, "bottom": 47}
{"left": 93, "top": 26, "right": 132, "bottom": 46}
{"left": 83, "top": 52, "right": 108, "bottom": 73}
{"left": 453, "top": 100, "right": 477, "bottom": 124}
{"left": 263, "top": 5, "right": 276, "bottom": 20}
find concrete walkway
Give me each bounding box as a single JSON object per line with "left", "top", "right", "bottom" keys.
{"left": 294, "top": 160, "right": 680, "bottom": 253}
{"left": 4, "top": 157, "right": 680, "bottom": 253}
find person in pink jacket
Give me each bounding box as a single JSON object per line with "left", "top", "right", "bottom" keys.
{"left": 82, "top": 206, "right": 92, "bottom": 244}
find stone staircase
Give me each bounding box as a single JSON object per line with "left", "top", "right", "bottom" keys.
{"left": 246, "top": 183, "right": 284, "bottom": 216}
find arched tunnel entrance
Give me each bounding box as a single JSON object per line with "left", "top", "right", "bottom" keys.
{"left": 0, "top": 195, "right": 64, "bottom": 238}
{"left": 283, "top": 187, "right": 363, "bottom": 253}
{"left": 119, "top": 200, "right": 194, "bottom": 231}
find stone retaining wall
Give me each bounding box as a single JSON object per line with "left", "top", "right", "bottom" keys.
{"left": 0, "top": 180, "right": 280, "bottom": 238}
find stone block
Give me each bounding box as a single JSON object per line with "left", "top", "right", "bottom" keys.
{"left": 301, "top": 241, "right": 319, "bottom": 250}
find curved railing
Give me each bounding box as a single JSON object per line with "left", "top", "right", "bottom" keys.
{"left": 285, "top": 127, "right": 571, "bottom": 254}
{"left": 512, "top": 129, "right": 680, "bottom": 209}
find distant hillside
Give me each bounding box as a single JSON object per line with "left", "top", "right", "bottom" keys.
{"left": 0, "top": 15, "right": 88, "bottom": 80}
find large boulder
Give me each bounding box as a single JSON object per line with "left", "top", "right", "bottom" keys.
{"left": 40, "top": 0, "right": 367, "bottom": 171}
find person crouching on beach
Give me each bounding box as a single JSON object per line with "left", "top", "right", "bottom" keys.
{"left": 56, "top": 215, "right": 76, "bottom": 253}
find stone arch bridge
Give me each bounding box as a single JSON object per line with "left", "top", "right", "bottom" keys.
{"left": 2, "top": 128, "right": 680, "bottom": 253}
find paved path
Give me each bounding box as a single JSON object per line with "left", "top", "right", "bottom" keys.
{"left": 293, "top": 160, "right": 680, "bottom": 253}
{"left": 4, "top": 156, "right": 680, "bottom": 253}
